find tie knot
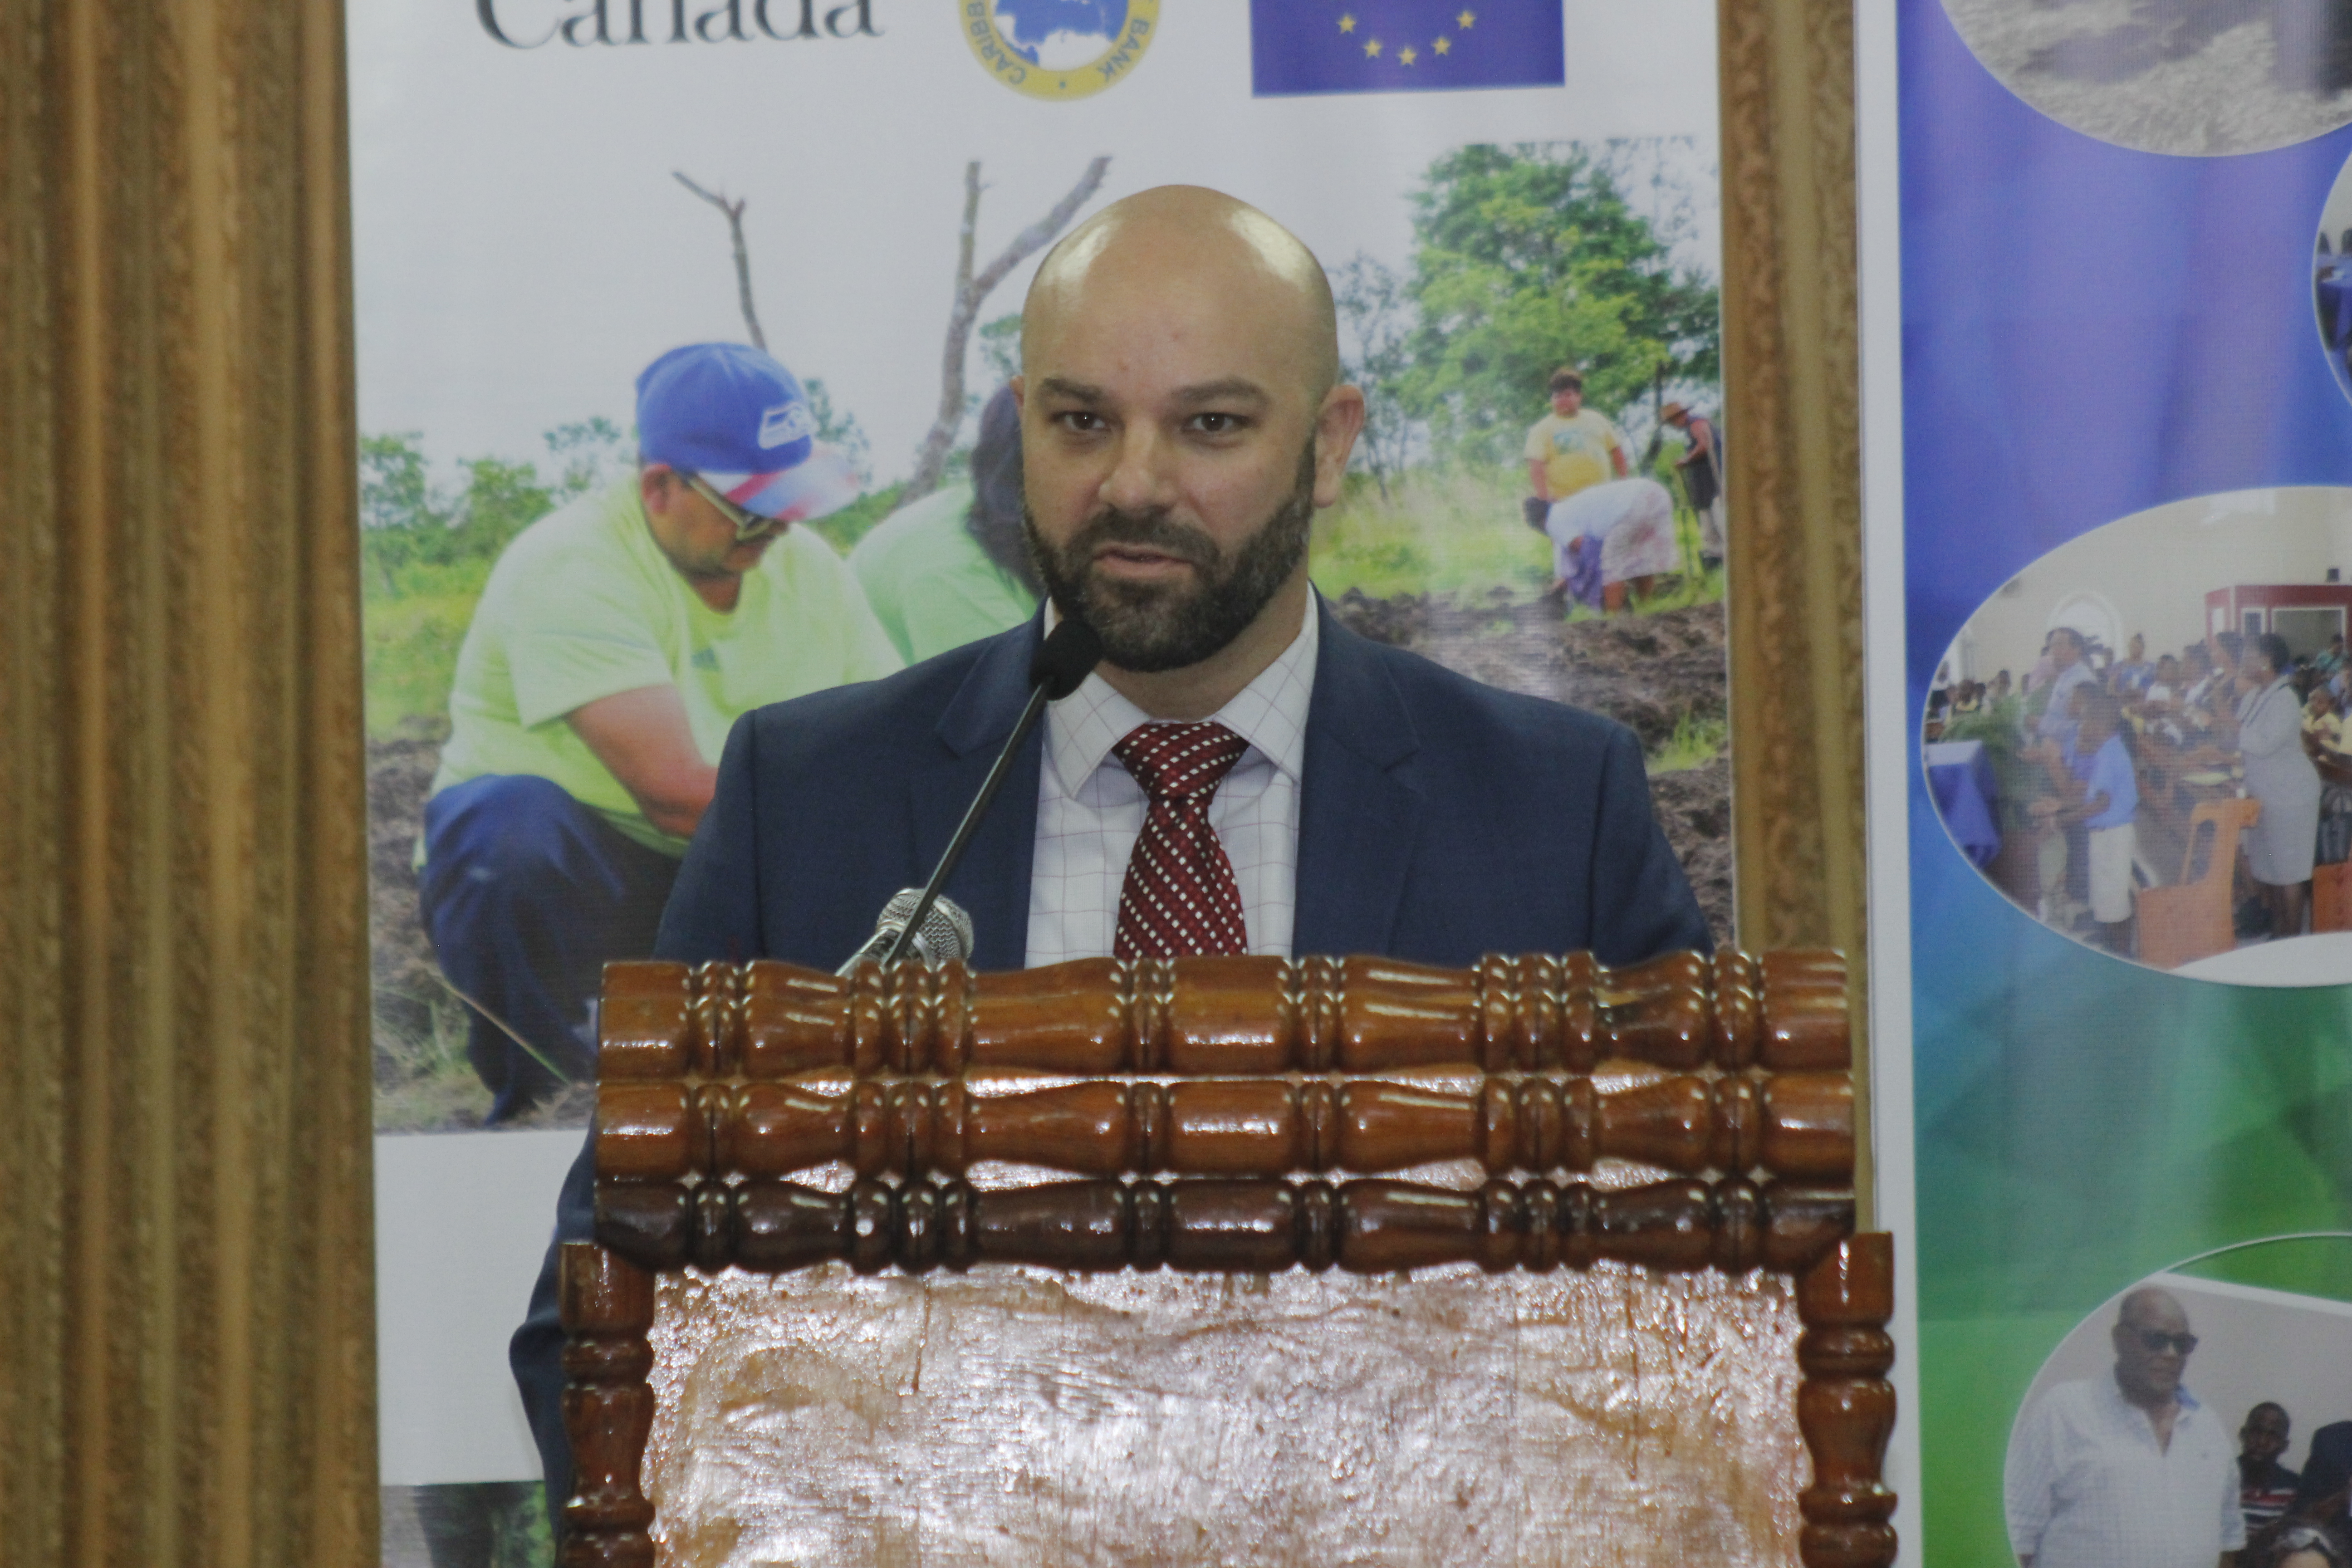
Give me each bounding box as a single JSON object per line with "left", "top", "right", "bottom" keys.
{"left": 1114, "top": 721, "right": 1250, "bottom": 804}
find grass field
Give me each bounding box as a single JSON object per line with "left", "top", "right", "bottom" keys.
{"left": 1308, "top": 467, "right": 1557, "bottom": 599}
{"left": 1310, "top": 464, "right": 1723, "bottom": 625}
{"left": 365, "top": 562, "right": 483, "bottom": 739}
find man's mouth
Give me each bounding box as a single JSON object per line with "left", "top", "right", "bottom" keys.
{"left": 1090, "top": 543, "right": 1199, "bottom": 579}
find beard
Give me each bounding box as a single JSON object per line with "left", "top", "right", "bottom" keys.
{"left": 1024, "top": 441, "right": 1317, "bottom": 674}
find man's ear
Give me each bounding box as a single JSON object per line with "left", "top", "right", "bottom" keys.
{"left": 640, "top": 463, "right": 677, "bottom": 516}
{"left": 1311, "top": 384, "right": 1368, "bottom": 509}
{"left": 1009, "top": 375, "right": 1025, "bottom": 413}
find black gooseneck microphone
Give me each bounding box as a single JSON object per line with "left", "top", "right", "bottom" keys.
{"left": 871, "top": 616, "right": 1104, "bottom": 969}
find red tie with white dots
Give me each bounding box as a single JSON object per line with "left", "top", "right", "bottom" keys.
{"left": 1111, "top": 721, "right": 1253, "bottom": 960}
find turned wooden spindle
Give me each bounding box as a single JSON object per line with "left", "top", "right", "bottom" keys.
{"left": 557, "top": 1242, "right": 656, "bottom": 1568}
{"left": 598, "top": 948, "right": 1851, "bottom": 1081}
{"left": 1760, "top": 950, "right": 1850, "bottom": 1072}
{"left": 601, "top": 1069, "right": 1857, "bottom": 1185}
{"left": 593, "top": 1173, "right": 1856, "bottom": 1278}
{"left": 1795, "top": 1234, "right": 1898, "bottom": 1568}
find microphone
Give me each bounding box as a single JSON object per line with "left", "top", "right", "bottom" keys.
{"left": 862, "top": 617, "right": 1103, "bottom": 971}
{"left": 835, "top": 887, "right": 975, "bottom": 975}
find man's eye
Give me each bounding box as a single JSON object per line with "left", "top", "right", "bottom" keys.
{"left": 1055, "top": 411, "right": 1107, "bottom": 433}
{"left": 1191, "top": 413, "right": 1245, "bottom": 434}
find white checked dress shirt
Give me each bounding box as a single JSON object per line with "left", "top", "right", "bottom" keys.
{"left": 2003, "top": 1377, "right": 2244, "bottom": 1568}
{"left": 1025, "top": 603, "right": 1317, "bottom": 967}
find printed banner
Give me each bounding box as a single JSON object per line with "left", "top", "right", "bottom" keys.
{"left": 1863, "top": 0, "right": 2352, "bottom": 1562}
{"left": 350, "top": 2, "right": 1730, "bottom": 1559}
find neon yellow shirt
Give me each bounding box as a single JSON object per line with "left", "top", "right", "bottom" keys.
{"left": 848, "top": 482, "right": 1039, "bottom": 665}
{"left": 1524, "top": 408, "right": 1626, "bottom": 501}
{"left": 431, "top": 477, "right": 902, "bottom": 854}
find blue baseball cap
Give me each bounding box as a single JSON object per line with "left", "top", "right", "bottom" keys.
{"left": 635, "top": 342, "right": 859, "bottom": 523}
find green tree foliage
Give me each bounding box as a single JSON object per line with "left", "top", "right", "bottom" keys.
{"left": 802, "top": 376, "right": 872, "bottom": 480}
{"left": 977, "top": 313, "right": 1024, "bottom": 390}
{"left": 1333, "top": 254, "right": 1417, "bottom": 501}
{"left": 1399, "top": 143, "right": 1720, "bottom": 466}
{"left": 358, "top": 434, "right": 558, "bottom": 595}
{"left": 360, "top": 431, "right": 441, "bottom": 536}
{"left": 543, "top": 415, "right": 632, "bottom": 498}
{"left": 360, "top": 420, "right": 641, "bottom": 598}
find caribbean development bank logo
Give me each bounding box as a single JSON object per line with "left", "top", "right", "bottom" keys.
{"left": 963, "top": 0, "right": 1158, "bottom": 100}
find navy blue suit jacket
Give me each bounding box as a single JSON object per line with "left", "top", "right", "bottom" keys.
{"left": 514, "top": 601, "right": 1709, "bottom": 1521}
{"left": 658, "top": 600, "right": 1707, "bottom": 969}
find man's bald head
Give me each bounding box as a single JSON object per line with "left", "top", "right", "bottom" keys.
{"left": 2116, "top": 1285, "right": 2187, "bottom": 1328}
{"left": 2110, "top": 1285, "right": 2194, "bottom": 1408}
{"left": 1024, "top": 185, "right": 1341, "bottom": 398}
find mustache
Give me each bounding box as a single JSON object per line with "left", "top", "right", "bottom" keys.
{"left": 1066, "top": 507, "right": 1223, "bottom": 571}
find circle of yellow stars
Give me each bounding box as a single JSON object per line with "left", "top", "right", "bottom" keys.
{"left": 1338, "top": 8, "right": 1472, "bottom": 65}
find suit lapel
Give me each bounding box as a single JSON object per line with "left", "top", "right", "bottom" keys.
{"left": 913, "top": 619, "right": 1046, "bottom": 971}
{"left": 1293, "top": 604, "right": 1423, "bottom": 957}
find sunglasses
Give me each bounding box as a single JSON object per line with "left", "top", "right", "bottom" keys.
{"left": 685, "top": 473, "right": 783, "bottom": 544}
{"left": 2127, "top": 1328, "right": 2198, "bottom": 1355}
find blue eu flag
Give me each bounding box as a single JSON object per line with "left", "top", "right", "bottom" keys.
{"left": 1250, "top": 1, "right": 1563, "bottom": 96}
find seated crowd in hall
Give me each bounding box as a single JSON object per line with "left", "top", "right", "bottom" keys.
{"left": 1926, "top": 623, "right": 2352, "bottom": 961}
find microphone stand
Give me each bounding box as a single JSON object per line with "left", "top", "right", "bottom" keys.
{"left": 875, "top": 617, "right": 1101, "bottom": 967}
{"left": 877, "top": 681, "right": 1055, "bottom": 967}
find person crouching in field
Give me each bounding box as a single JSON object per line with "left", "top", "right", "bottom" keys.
{"left": 1534, "top": 476, "right": 1681, "bottom": 614}
{"left": 2028, "top": 686, "right": 2139, "bottom": 955}
{"left": 417, "top": 343, "right": 900, "bottom": 1122}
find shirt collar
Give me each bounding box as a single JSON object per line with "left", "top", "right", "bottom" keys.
{"left": 2097, "top": 1373, "right": 2201, "bottom": 1419}
{"left": 1043, "top": 594, "right": 1320, "bottom": 796}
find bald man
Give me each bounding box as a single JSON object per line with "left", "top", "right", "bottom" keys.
{"left": 2005, "top": 1286, "right": 2246, "bottom": 1568}
{"left": 510, "top": 187, "right": 1708, "bottom": 1529}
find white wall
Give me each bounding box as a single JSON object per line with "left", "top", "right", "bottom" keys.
{"left": 2018, "top": 1268, "right": 2352, "bottom": 1476}
{"left": 1956, "top": 488, "right": 2352, "bottom": 683}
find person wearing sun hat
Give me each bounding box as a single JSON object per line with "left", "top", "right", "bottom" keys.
{"left": 418, "top": 340, "right": 901, "bottom": 1123}
{"left": 1659, "top": 400, "right": 1725, "bottom": 568}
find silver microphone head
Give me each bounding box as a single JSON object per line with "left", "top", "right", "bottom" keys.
{"left": 903, "top": 891, "right": 974, "bottom": 965}
{"left": 839, "top": 888, "right": 974, "bottom": 975}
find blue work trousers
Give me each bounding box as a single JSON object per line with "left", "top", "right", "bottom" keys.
{"left": 418, "top": 775, "right": 679, "bottom": 1123}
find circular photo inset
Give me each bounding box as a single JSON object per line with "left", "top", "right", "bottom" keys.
{"left": 2005, "top": 1239, "right": 2352, "bottom": 1568}
{"left": 1941, "top": 0, "right": 2352, "bottom": 157}
{"left": 1922, "top": 486, "right": 2352, "bottom": 985}
{"left": 2317, "top": 149, "right": 2352, "bottom": 406}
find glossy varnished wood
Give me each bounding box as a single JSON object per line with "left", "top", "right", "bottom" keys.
{"left": 602, "top": 1069, "right": 1856, "bottom": 1183}
{"left": 593, "top": 1172, "right": 1857, "bottom": 1279}
{"left": 559, "top": 1243, "right": 657, "bottom": 1568}
{"left": 606, "top": 948, "right": 1850, "bottom": 1080}
{"left": 1795, "top": 1235, "right": 1898, "bottom": 1568}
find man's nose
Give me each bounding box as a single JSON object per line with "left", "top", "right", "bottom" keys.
{"left": 1098, "top": 425, "right": 1176, "bottom": 515}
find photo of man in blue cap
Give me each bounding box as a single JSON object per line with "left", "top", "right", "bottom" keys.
{"left": 417, "top": 341, "right": 901, "bottom": 1122}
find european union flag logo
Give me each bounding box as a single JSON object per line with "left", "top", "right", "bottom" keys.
{"left": 1250, "top": 1, "right": 1563, "bottom": 96}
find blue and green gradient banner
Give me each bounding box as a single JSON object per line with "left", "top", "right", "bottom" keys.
{"left": 1891, "top": 1, "right": 2352, "bottom": 1559}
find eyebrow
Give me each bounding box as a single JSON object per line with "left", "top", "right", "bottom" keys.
{"left": 1169, "top": 377, "right": 1270, "bottom": 407}
{"left": 1032, "top": 376, "right": 1273, "bottom": 407}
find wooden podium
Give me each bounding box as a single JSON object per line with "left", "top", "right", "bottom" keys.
{"left": 559, "top": 951, "right": 1895, "bottom": 1567}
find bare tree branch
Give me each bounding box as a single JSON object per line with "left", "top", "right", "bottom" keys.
{"left": 675, "top": 171, "right": 767, "bottom": 352}
{"left": 902, "top": 155, "right": 1111, "bottom": 504}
